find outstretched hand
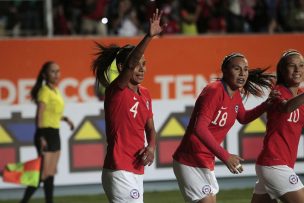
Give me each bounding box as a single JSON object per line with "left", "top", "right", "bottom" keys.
{"left": 149, "top": 9, "right": 164, "bottom": 37}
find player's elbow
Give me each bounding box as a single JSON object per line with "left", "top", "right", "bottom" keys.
{"left": 237, "top": 117, "right": 252, "bottom": 124}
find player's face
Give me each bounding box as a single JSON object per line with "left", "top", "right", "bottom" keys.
{"left": 223, "top": 57, "right": 249, "bottom": 90}
{"left": 131, "top": 55, "right": 146, "bottom": 85}
{"left": 46, "top": 63, "right": 61, "bottom": 85}
{"left": 283, "top": 54, "right": 304, "bottom": 86}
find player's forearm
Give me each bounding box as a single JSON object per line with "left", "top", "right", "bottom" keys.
{"left": 194, "top": 123, "right": 230, "bottom": 162}
{"left": 37, "top": 116, "right": 43, "bottom": 128}
{"left": 282, "top": 92, "right": 304, "bottom": 112}
{"left": 125, "top": 34, "right": 152, "bottom": 70}
{"left": 146, "top": 130, "right": 156, "bottom": 149}
{"left": 238, "top": 101, "right": 268, "bottom": 124}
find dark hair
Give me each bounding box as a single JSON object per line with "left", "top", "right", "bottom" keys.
{"left": 91, "top": 42, "right": 135, "bottom": 87}
{"left": 276, "top": 49, "right": 301, "bottom": 85}
{"left": 244, "top": 68, "right": 275, "bottom": 97}
{"left": 222, "top": 52, "right": 274, "bottom": 97}
{"left": 221, "top": 52, "right": 245, "bottom": 70}
{"left": 30, "top": 61, "right": 54, "bottom": 103}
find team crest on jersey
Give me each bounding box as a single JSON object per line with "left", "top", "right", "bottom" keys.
{"left": 289, "top": 175, "right": 299, "bottom": 184}
{"left": 235, "top": 105, "right": 239, "bottom": 113}
{"left": 146, "top": 101, "right": 150, "bottom": 110}
{"left": 130, "top": 189, "right": 140, "bottom": 199}
{"left": 202, "top": 185, "right": 212, "bottom": 194}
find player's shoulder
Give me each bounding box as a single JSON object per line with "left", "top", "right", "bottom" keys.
{"left": 39, "top": 85, "right": 50, "bottom": 94}
{"left": 273, "top": 85, "right": 285, "bottom": 91}
{"left": 139, "top": 85, "right": 151, "bottom": 95}
{"left": 273, "top": 85, "right": 292, "bottom": 96}
{"left": 40, "top": 85, "right": 48, "bottom": 91}
{"left": 203, "top": 80, "right": 223, "bottom": 94}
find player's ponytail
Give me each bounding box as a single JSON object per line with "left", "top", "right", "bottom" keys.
{"left": 243, "top": 68, "right": 275, "bottom": 97}
{"left": 92, "top": 43, "right": 135, "bottom": 87}
{"left": 92, "top": 43, "right": 120, "bottom": 87}
{"left": 30, "top": 61, "right": 54, "bottom": 103}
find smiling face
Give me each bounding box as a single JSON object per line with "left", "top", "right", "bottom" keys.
{"left": 281, "top": 54, "right": 304, "bottom": 87}
{"left": 130, "top": 55, "right": 146, "bottom": 85}
{"left": 45, "top": 63, "right": 61, "bottom": 86}
{"left": 222, "top": 56, "right": 249, "bottom": 91}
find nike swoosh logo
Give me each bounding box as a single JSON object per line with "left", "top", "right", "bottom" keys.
{"left": 221, "top": 106, "right": 227, "bottom": 110}
{"left": 133, "top": 96, "right": 137, "bottom": 100}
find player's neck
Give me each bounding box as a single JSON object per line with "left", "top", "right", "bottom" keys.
{"left": 288, "top": 86, "right": 299, "bottom": 97}
{"left": 222, "top": 80, "right": 237, "bottom": 98}
{"left": 127, "top": 83, "right": 139, "bottom": 94}
{"left": 46, "top": 83, "right": 56, "bottom": 91}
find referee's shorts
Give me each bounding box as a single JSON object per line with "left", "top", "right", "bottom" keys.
{"left": 34, "top": 128, "right": 60, "bottom": 153}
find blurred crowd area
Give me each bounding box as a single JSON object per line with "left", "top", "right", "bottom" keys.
{"left": 0, "top": 0, "right": 304, "bottom": 37}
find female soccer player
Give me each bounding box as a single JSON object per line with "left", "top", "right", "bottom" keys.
{"left": 251, "top": 50, "right": 304, "bottom": 203}
{"left": 173, "top": 52, "right": 275, "bottom": 203}
{"left": 20, "top": 61, "right": 74, "bottom": 203}
{"left": 92, "top": 9, "right": 163, "bottom": 203}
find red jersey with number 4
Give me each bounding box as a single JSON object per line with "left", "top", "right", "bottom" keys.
{"left": 173, "top": 80, "right": 268, "bottom": 170}
{"left": 257, "top": 85, "right": 304, "bottom": 168}
{"left": 103, "top": 81, "right": 153, "bottom": 174}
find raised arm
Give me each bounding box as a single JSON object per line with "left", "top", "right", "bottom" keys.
{"left": 117, "top": 9, "right": 163, "bottom": 88}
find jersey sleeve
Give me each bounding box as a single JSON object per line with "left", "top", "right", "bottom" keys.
{"left": 193, "top": 85, "right": 230, "bottom": 162}
{"left": 237, "top": 100, "right": 269, "bottom": 124}
{"left": 37, "top": 86, "right": 49, "bottom": 104}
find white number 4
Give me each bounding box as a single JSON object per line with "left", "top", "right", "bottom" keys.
{"left": 130, "top": 102, "right": 139, "bottom": 118}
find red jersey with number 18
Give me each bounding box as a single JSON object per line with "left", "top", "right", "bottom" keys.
{"left": 257, "top": 85, "right": 304, "bottom": 168}
{"left": 103, "top": 80, "right": 153, "bottom": 174}
{"left": 173, "top": 81, "right": 268, "bottom": 170}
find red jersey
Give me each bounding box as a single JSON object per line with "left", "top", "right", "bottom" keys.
{"left": 173, "top": 81, "right": 268, "bottom": 170}
{"left": 257, "top": 85, "right": 304, "bottom": 168}
{"left": 103, "top": 81, "right": 153, "bottom": 174}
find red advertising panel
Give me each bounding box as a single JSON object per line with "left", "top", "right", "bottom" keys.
{"left": 1, "top": 34, "right": 304, "bottom": 104}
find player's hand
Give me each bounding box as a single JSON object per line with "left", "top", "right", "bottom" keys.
{"left": 266, "top": 90, "right": 281, "bottom": 105}
{"left": 63, "top": 117, "right": 74, "bottom": 130}
{"left": 225, "top": 154, "right": 244, "bottom": 174}
{"left": 67, "top": 119, "right": 74, "bottom": 131}
{"left": 138, "top": 145, "right": 155, "bottom": 166}
{"left": 149, "top": 9, "right": 165, "bottom": 37}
